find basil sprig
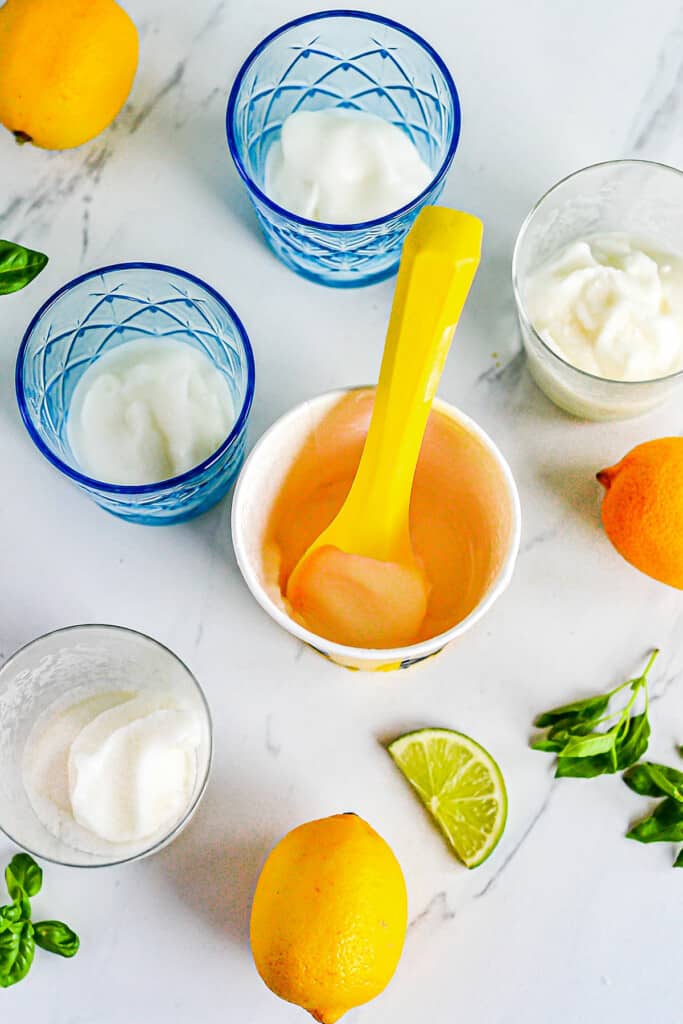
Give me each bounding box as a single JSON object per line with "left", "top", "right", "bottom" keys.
{"left": 532, "top": 650, "right": 658, "bottom": 777}
{"left": 624, "top": 758, "right": 683, "bottom": 866}
{"left": 0, "top": 852, "right": 79, "bottom": 988}
{"left": 0, "top": 240, "right": 48, "bottom": 295}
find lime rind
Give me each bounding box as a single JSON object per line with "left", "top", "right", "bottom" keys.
{"left": 387, "top": 728, "right": 508, "bottom": 868}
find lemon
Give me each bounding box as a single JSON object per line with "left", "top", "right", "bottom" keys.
{"left": 0, "top": 0, "right": 138, "bottom": 150}
{"left": 388, "top": 728, "right": 507, "bottom": 867}
{"left": 250, "top": 813, "right": 407, "bottom": 1023}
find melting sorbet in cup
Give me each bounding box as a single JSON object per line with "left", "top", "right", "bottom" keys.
{"left": 512, "top": 159, "right": 683, "bottom": 420}
{"left": 232, "top": 388, "right": 521, "bottom": 672}
{"left": 0, "top": 625, "right": 212, "bottom": 868}
{"left": 226, "top": 10, "right": 461, "bottom": 287}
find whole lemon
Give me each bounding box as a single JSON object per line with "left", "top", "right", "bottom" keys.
{"left": 598, "top": 437, "right": 683, "bottom": 589}
{"left": 0, "top": 0, "right": 138, "bottom": 150}
{"left": 250, "top": 813, "right": 408, "bottom": 1023}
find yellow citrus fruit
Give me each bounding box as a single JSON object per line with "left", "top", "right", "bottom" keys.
{"left": 597, "top": 436, "right": 683, "bottom": 589}
{"left": 250, "top": 813, "right": 408, "bottom": 1023}
{"left": 0, "top": 0, "right": 138, "bottom": 150}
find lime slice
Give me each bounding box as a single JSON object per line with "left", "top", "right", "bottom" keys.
{"left": 388, "top": 728, "right": 507, "bottom": 868}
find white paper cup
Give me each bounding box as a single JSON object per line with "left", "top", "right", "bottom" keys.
{"left": 232, "top": 388, "right": 521, "bottom": 671}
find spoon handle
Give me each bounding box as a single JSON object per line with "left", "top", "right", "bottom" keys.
{"left": 340, "top": 207, "right": 483, "bottom": 559}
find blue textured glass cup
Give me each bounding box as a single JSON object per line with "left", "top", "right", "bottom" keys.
{"left": 16, "top": 263, "right": 255, "bottom": 525}
{"left": 226, "top": 10, "right": 461, "bottom": 287}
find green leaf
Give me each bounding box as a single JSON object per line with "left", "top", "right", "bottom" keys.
{"left": 623, "top": 762, "right": 683, "bottom": 799}
{"left": 674, "top": 849, "right": 683, "bottom": 868}
{"left": 532, "top": 719, "right": 603, "bottom": 754}
{"left": 614, "top": 713, "right": 651, "bottom": 771}
{"left": 33, "top": 921, "right": 79, "bottom": 958}
{"left": 559, "top": 730, "right": 617, "bottom": 759}
{"left": 0, "top": 899, "right": 30, "bottom": 945}
{"left": 555, "top": 751, "right": 617, "bottom": 778}
{"left": 5, "top": 854, "right": 42, "bottom": 901}
{"left": 0, "top": 921, "right": 21, "bottom": 976}
{"left": 0, "top": 921, "right": 34, "bottom": 987}
{"left": 627, "top": 797, "right": 683, "bottom": 844}
{"left": 533, "top": 653, "right": 657, "bottom": 781}
{"left": 0, "top": 904, "right": 23, "bottom": 931}
{"left": 534, "top": 693, "right": 610, "bottom": 729}
{"left": 0, "top": 854, "right": 78, "bottom": 987}
{"left": 0, "top": 240, "right": 48, "bottom": 295}
{"left": 531, "top": 735, "right": 566, "bottom": 753}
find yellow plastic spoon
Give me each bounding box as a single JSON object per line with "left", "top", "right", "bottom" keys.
{"left": 286, "top": 206, "right": 483, "bottom": 649}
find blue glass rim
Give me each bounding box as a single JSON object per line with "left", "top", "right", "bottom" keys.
{"left": 226, "top": 8, "right": 461, "bottom": 232}
{"left": 15, "top": 260, "right": 256, "bottom": 496}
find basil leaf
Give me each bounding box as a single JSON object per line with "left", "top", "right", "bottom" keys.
{"left": 534, "top": 693, "right": 610, "bottom": 729}
{"left": 627, "top": 797, "right": 683, "bottom": 844}
{"left": 5, "top": 854, "right": 42, "bottom": 901}
{"left": 34, "top": 921, "right": 79, "bottom": 958}
{"left": 549, "top": 711, "right": 649, "bottom": 776}
{"left": 559, "top": 730, "right": 617, "bottom": 759}
{"left": 614, "top": 713, "right": 650, "bottom": 771}
{"left": 674, "top": 849, "right": 683, "bottom": 868}
{"left": 0, "top": 922, "right": 21, "bottom": 977}
{"left": 623, "top": 762, "right": 683, "bottom": 799}
{"left": 531, "top": 735, "right": 566, "bottom": 753}
{"left": 532, "top": 718, "right": 603, "bottom": 754}
{"left": 0, "top": 921, "right": 34, "bottom": 988}
{"left": 555, "top": 751, "right": 616, "bottom": 778}
{"left": 0, "top": 904, "right": 23, "bottom": 930}
{"left": 0, "top": 240, "right": 48, "bottom": 295}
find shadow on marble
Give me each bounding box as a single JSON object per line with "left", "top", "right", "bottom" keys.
{"left": 158, "top": 784, "right": 275, "bottom": 949}
{"left": 170, "top": 102, "right": 261, "bottom": 242}
{"left": 536, "top": 462, "right": 603, "bottom": 534}
{"left": 473, "top": 347, "right": 526, "bottom": 390}
{"left": 373, "top": 724, "right": 443, "bottom": 750}
{"left": 467, "top": 251, "right": 517, "bottom": 325}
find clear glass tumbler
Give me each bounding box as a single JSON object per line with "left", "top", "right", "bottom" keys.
{"left": 0, "top": 625, "right": 212, "bottom": 868}
{"left": 512, "top": 160, "right": 683, "bottom": 420}
{"left": 227, "top": 10, "right": 460, "bottom": 287}
{"left": 16, "top": 262, "right": 255, "bottom": 524}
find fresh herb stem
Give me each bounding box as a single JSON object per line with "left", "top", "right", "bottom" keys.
{"left": 532, "top": 650, "right": 658, "bottom": 779}
{"left": 583, "top": 657, "right": 654, "bottom": 734}
{"left": 533, "top": 649, "right": 683, "bottom": 870}
{"left": 640, "top": 648, "right": 660, "bottom": 681}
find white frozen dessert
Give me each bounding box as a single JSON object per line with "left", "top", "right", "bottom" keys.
{"left": 23, "top": 690, "right": 201, "bottom": 850}
{"left": 264, "top": 108, "right": 433, "bottom": 223}
{"left": 524, "top": 234, "right": 683, "bottom": 381}
{"left": 68, "top": 338, "right": 234, "bottom": 485}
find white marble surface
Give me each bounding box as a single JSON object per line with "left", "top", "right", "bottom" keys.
{"left": 1, "top": 1, "right": 683, "bottom": 1021}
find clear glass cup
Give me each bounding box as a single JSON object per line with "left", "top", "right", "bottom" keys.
{"left": 16, "top": 262, "right": 255, "bottom": 524}
{"left": 226, "top": 10, "right": 461, "bottom": 288}
{"left": 512, "top": 160, "right": 683, "bottom": 420}
{"left": 0, "top": 625, "right": 212, "bottom": 868}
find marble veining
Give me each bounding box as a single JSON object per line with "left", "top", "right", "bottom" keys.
{"left": 629, "top": 7, "right": 683, "bottom": 152}
{"left": 1, "top": 2, "right": 683, "bottom": 1023}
